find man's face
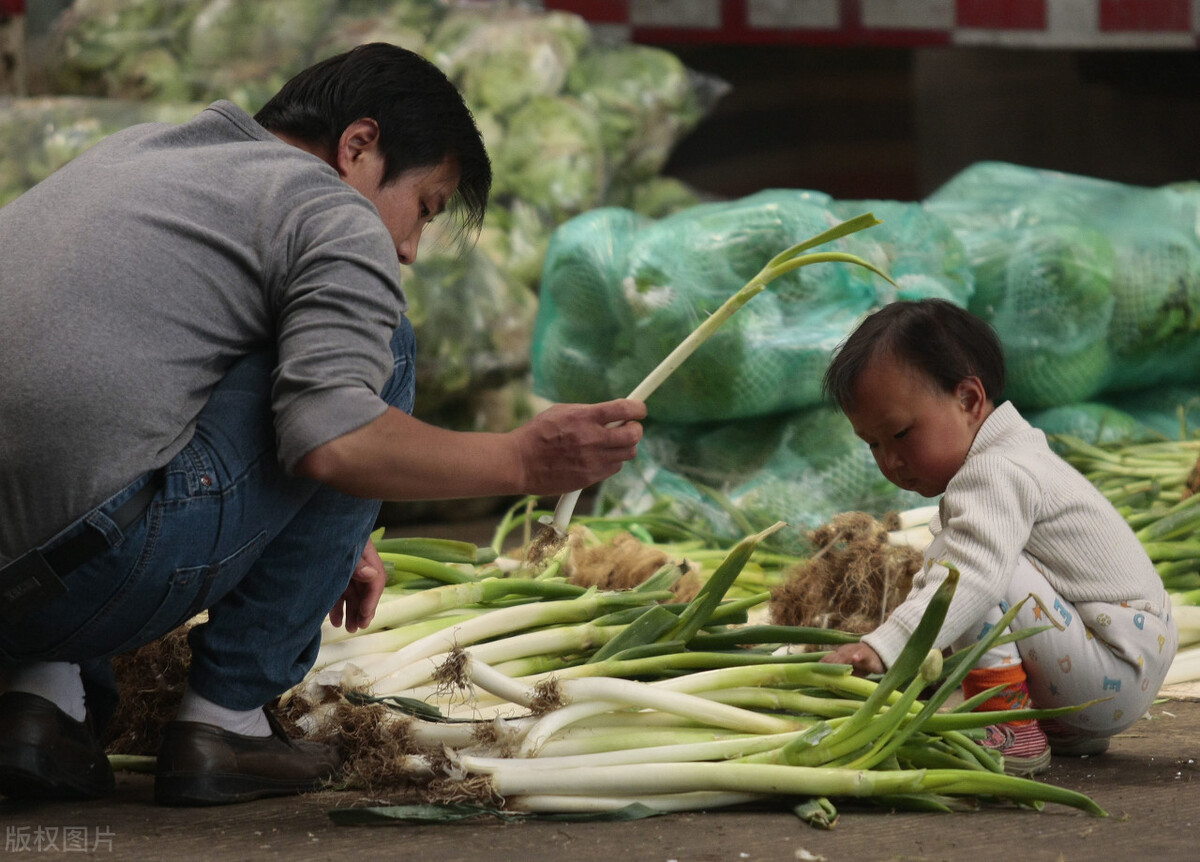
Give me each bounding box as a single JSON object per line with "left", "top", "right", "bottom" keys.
{"left": 343, "top": 153, "right": 460, "bottom": 266}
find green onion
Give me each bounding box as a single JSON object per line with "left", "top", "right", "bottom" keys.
{"left": 542, "top": 214, "right": 895, "bottom": 541}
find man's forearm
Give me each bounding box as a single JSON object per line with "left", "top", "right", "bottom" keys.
{"left": 294, "top": 407, "right": 524, "bottom": 500}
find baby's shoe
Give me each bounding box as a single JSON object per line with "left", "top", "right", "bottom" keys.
{"left": 1039, "top": 718, "right": 1110, "bottom": 757}
{"left": 963, "top": 662, "right": 1050, "bottom": 776}
{"left": 980, "top": 720, "right": 1051, "bottom": 775}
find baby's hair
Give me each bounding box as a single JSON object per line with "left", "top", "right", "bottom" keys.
{"left": 822, "top": 298, "right": 1006, "bottom": 413}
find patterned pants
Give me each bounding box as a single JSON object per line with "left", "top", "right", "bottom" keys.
{"left": 953, "top": 555, "right": 1179, "bottom": 737}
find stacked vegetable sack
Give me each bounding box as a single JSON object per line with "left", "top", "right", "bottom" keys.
{"left": 9, "top": 0, "right": 720, "bottom": 514}
{"left": 529, "top": 164, "right": 1200, "bottom": 552}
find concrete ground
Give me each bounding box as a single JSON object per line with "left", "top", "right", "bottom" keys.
{"left": 0, "top": 697, "right": 1197, "bottom": 861}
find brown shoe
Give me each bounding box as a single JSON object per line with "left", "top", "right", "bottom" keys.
{"left": 0, "top": 691, "right": 114, "bottom": 800}
{"left": 154, "top": 711, "right": 342, "bottom": 806}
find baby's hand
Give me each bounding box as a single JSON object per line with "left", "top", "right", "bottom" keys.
{"left": 821, "top": 642, "right": 885, "bottom": 675}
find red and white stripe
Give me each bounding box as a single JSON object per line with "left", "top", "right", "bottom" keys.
{"left": 543, "top": 0, "right": 1200, "bottom": 48}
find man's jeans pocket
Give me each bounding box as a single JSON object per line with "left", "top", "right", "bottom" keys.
{"left": 0, "top": 523, "right": 267, "bottom": 664}
{"left": 101, "top": 530, "right": 269, "bottom": 658}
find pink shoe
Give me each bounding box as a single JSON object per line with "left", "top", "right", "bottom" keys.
{"left": 980, "top": 722, "right": 1051, "bottom": 776}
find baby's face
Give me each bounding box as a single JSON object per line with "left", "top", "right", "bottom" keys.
{"left": 844, "top": 357, "right": 988, "bottom": 497}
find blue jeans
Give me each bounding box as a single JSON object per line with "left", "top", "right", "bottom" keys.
{"left": 0, "top": 319, "right": 415, "bottom": 723}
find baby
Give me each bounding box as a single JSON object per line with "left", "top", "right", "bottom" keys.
{"left": 819, "top": 298, "right": 1178, "bottom": 774}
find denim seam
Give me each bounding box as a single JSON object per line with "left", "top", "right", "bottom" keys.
{"left": 47, "top": 501, "right": 164, "bottom": 661}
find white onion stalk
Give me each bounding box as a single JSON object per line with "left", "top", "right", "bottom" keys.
{"left": 543, "top": 213, "right": 895, "bottom": 539}
{"left": 1164, "top": 644, "right": 1200, "bottom": 685}
{"left": 887, "top": 524, "right": 934, "bottom": 550}
{"left": 484, "top": 762, "right": 1105, "bottom": 815}
{"left": 361, "top": 588, "right": 667, "bottom": 689}
{"left": 458, "top": 730, "right": 806, "bottom": 773}
{"left": 530, "top": 727, "right": 755, "bottom": 758}
{"left": 892, "top": 505, "right": 939, "bottom": 531}
{"left": 318, "top": 577, "right": 575, "bottom": 644}
{"left": 403, "top": 714, "right": 535, "bottom": 750}
{"left": 312, "top": 612, "right": 477, "bottom": 671}
{"left": 354, "top": 621, "right": 622, "bottom": 696}
{"left": 458, "top": 654, "right": 800, "bottom": 743}
{"left": 503, "top": 791, "right": 767, "bottom": 814}
{"left": 514, "top": 680, "right": 799, "bottom": 756}
{"left": 490, "top": 761, "right": 926, "bottom": 799}
{"left": 1172, "top": 603, "right": 1200, "bottom": 649}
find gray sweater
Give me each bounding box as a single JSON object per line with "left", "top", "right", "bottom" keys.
{"left": 863, "top": 402, "right": 1166, "bottom": 668}
{"left": 0, "top": 101, "right": 405, "bottom": 561}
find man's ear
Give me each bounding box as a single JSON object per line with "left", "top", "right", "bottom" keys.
{"left": 334, "top": 118, "right": 382, "bottom": 178}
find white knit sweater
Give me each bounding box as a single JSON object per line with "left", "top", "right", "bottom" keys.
{"left": 862, "top": 401, "right": 1163, "bottom": 668}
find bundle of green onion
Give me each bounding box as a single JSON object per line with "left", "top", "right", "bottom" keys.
{"left": 293, "top": 521, "right": 1105, "bottom": 823}
{"left": 1055, "top": 435, "right": 1200, "bottom": 591}
{"left": 1054, "top": 435, "right": 1200, "bottom": 684}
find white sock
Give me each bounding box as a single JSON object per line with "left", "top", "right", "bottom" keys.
{"left": 6, "top": 661, "right": 87, "bottom": 722}
{"left": 175, "top": 687, "right": 271, "bottom": 737}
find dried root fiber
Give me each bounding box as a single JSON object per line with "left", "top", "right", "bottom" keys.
{"left": 770, "top": 511, "right": 922, "bottom": 635}
{"left": 565, "top": 531, "right": 702, "bottom": 602}
{"left": 103, "top": 624, "right": 194, "bottom": 755}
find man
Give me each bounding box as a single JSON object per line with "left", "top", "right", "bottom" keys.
{"left": 0, "top": 43, "right": 644, "bottom": 806}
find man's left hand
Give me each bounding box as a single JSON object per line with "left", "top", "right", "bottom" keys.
{"left": 329, "top": 540, "right": 387, "bottom": 633}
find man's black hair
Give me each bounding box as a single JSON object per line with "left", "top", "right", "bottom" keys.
{"left": 822, "top": 298, "right": 1006, "bottom": 412}
{"left": 255, "top": 42, "right": 491, "bottom": 246}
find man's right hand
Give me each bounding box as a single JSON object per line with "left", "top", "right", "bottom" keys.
{"left": 295, "top": 398, "right": 645, "bottom": 502}
{"left": 513, "top": 399, "right": 645, "bottom": 496}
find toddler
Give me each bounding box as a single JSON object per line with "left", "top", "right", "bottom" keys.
{"left": 820, "top": 298, "right": 1178, "bottom": 775}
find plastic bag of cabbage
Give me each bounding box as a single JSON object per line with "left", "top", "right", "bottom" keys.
{"left": 40, "top": 1, "right": 716, "bottom": 242}
{"left": 594, "top": 404, "right": 929, "bottom": 554}
{"left": 925, "top": 162, "right": 1200, "bottom": 408}
{"left": 531, "top": 189, "right": 974, "bottom": 423}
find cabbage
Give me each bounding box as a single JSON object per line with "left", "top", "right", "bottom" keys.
{"left": 112, "top": 47, "right": 192, "bottom": 101}
{"left": 403, "top": 239, "right": 538, "bottom": 415}
{"left": 609, "top": 175, "right": 706, "bottom": 219}
{"left": 492, "top": 95, "right": 606, "bottom": 221}
{"left": 567, "top": 44, "right": 704, "bottom": 184}
{"left": 186, "top": 0, "right": 335, "bottom": 72}
{"left": 0, "top": 97, "right": 201, "bottom": 201}
{"left": 428, "top": 6, "right": 588, "bottom": 114}
{"left": 46, "top": 0, "right": 201, "bottom": 94}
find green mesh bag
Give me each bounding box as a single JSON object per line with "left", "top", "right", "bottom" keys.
{"left": 926, "top": 162, "right": 1200, "bottom": 410}
{"left": 923, "top": 160, "right": 1129, "bottom": 233}
{"left": 594, "top": 404, "right": 927, "bottom": 554}
{"left": 533, "top": 190, "right": 972, "bottom": 422}
{"left": 1109, "top": 385, "right": 1200, "bottom": 440}
{"left": 829, "top": 199, "right": 973, "bottom": 306}
{"left": 1026, "top": 403, "right": 1152, "bottom": 449}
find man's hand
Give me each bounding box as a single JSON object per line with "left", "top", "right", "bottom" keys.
{"left": 329, "top": 540, "right": 387, "bottom": 633}
{"left": 514, "top": 399, "right": 646, "bottom": 496}
{"left": 296, "top": 398, "right": 645, "bottom": 501}
{"left": 821, "top": 641, "right": 885, "bottom": 675}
